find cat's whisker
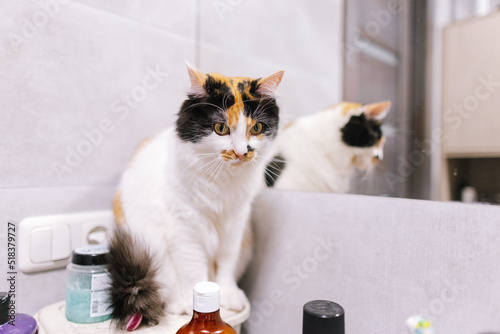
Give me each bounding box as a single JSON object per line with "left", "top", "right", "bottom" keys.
{"left": 187, "top": 157, "right": 221, "bottom": 186}
{"left": 265, "top": 157, "right": 286, "bottom": 165}
{"left": 264, "top": 167, "right": 280, "bottom": 181}
{"left": 180, "top": 101, "right": 226, "bottom": 115}
{"left": 185, "top": 154, "right": 218, "bottom": 168}
{"left": 208, "top": 160, "right": 226, "bottom": 190}
{"left": 222, "top": 94, "right": 230, "bottom": 111}
{"left": 197, "top": 158, "right": 223, "bottom": 183}
{"left": 252, "top": 100, "right": 275, "bottom": 120}
{"left": 259, "top": 159, "right": 281, "bottom": 176}
{"left": 194, "top": 153, "right": 220, "bottom": 160}
{"left": 252, "top": 158, "right": 279, "bottom": 185}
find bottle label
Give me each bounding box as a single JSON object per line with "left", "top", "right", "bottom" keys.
{"left": 90, "top": 273, "right": 112, "bottom": 317}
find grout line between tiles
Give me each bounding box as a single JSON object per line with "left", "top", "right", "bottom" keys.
{"left": 72, "top": 0, "right": 197, "bottom": 46}
{"left": 0, "top": 185, "right": 118, "bottom": 191}
{"left": 195, "top": 0, "right": 201, "bottom": 68}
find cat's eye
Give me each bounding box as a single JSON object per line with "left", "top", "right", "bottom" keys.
{"left": 214, "top": 123, "right": 230, "bottom": 135}
{"left": 250, "top": 123, "right": 263, "bottom": 135}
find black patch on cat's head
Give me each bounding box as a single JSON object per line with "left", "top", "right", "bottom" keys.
{"left": 241, "top": 79, "right": 280, "bottom": 139}
{"left": 176, "top": 75, "right": 235, "bottom": 143}
{"left": 176, "top": 75, "right": 280, "bottom": 143}
{"left": 341, "top": 114, "right": 382, "bottom": 147}
{"left": 204, "top": 75, "right": 235, "bottom": 108}
{"left": 265, "top": 154, "right": 286, "bottom": 187}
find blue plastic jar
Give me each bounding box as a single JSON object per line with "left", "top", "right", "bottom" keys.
{"left": 65, "top": 245, "right": 112, "bottom": 324}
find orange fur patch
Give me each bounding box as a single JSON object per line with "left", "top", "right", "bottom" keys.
{"left": 227, "top": 95, "right": 243, "bottom": 127}
{"left": 116, "top": 137, "right": 155, "bottom": 226}
{"left": 113, "top": 190, "right": 125, "bottom": 226}
{"left": 376, "top": 137, "right": 386, "bottom": 148}
{"left": 242, "top": 151, "right": 255, "bottom": 162}
{"left": 129, "top": 137, "right": 153, "bottom": 164}
{"left": 221, "top": 149, "right": 255, "bottom": 162}
{"left": 245, "top": 117, "right": 256, "bottom": 139}
{"left": 283, "top": 121, "right": 295, "bottom": 130}
{"left": 340, "top": 102, "right": 363, "bottom": 116}
{"left": 351, "top": 155, "right": 367, "bottom": 169}
{"left": 241, "top": 227, "right": 253, "bottom": 252}
{"left": 207, "top": 74, "right": 259, "bottom": 127}
{"left": 221, "top": 150, "right": 237, "bottom": 161}
{"left": 241, "top": 84, "right": 255, "bottom": 100}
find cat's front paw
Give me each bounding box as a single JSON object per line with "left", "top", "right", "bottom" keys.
{"left": 166, "top": 288, "right": 193, "bottom": 315}
{"left": 220, "top": 285, "right": 249, "bottom": 312}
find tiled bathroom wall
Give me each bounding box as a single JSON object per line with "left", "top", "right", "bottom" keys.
{"left": 0, "top": 0, "right": 344, "bottom": 314}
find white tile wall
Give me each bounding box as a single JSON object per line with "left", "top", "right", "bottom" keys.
{"left": 1, "top": 2, "right": 194, "bottom": 188}
{"left": 200, "top": 0, "right": 344, "bottom": 80}
{"left": 0, "top": 0, "right": 344, "bottom": 318}
{"left": 74, "top": 0, "right": 196, "bottom": 39}
{"left": 199, "top": 0, "right": 344, "bottom": 119}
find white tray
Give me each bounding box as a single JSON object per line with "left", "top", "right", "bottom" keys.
{"left": 34, "top": 301, "right": 250, "bottom": 334}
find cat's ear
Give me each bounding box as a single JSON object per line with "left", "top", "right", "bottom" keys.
{"left": 256, "top": 71, "right": 285, "bottom": 96}
{"left": 185, "top": 61, "right": 208, "bottom": 98}
{"left": 361, "top": 101, "right": 391, "bottom": 120}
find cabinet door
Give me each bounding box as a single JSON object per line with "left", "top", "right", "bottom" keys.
{"left": 442, "top": 12, "right": 500, "bottom": 157}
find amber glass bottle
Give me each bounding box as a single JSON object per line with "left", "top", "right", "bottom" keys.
{"left": 176, "top": 282, "right": 237, "bottom": 334}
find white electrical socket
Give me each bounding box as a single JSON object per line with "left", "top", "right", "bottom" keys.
{"left": 19, "top": 210, "right": 115, "bottom": 274}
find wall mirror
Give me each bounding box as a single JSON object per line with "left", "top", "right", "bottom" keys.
{"left": 320, "top": 0, "right": 500, "bottom": 203}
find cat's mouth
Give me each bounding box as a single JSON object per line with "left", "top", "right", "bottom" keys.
{"left": 221, "top": 149, "right": 255, "bottom": 164}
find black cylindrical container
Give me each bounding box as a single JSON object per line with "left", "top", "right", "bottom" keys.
{"left": 303, "top": 300, "right": 345, "bottom": 334}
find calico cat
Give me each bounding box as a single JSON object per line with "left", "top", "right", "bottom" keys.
{"left": 108, "top": 63, "right": 284, "bottom": 330}
{"left": 265, "top": 101, "right": 390, "bottom": 193}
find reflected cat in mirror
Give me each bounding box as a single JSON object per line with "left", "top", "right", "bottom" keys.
{"left": 108, "top": 63, "right": 284, "bottom": 330}
{"left": 265, "top": 101, "right": 390, "bottom": 193}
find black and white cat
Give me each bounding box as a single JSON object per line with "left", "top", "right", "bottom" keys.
{"left": 265, "top": 101, "right": 390, "bottom": 193}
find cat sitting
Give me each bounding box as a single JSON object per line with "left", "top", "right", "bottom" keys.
{"left": 265, "top": 101, "right": 390, "bottom": 193}
{"left": 108, "top": 63, "right": 284, "bottom": 330}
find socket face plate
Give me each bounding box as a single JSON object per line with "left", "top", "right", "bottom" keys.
{"left": 19, "top": 210, "right": 114, "bottom": 273}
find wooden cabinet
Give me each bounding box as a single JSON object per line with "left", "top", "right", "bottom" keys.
{"left": 441, "top": 11, "right": 500, "bottom": 201}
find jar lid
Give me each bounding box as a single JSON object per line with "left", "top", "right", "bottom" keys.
{"left": 193, "top": 282, "right": 220, "bottom": 313}
{"left": 0, "top": 292, "right": 10, "bottom": 325}
{"left": 71, "top": 244, "right": 109, "bottom": 266}
{"left": 303, "top": 300, "right": 345, "bottom": 334}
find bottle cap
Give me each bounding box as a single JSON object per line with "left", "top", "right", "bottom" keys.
{"left": 71, "top": 244, "right": 109, "bottom": 266}
{"left": 193, "top": 282, "right": 220, "bottom": 313}
{"left": 0, "top": 292, "right": 10, "bottom": 325}
{"left": 303, "top": 300, "right": 345, "bottom": 334}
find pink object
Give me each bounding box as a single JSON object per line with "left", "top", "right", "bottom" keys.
{"left": 126, "top": 313, "right": 143, "bottom": 332}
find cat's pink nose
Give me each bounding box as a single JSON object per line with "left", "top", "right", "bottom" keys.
{"left": 236, "top": 152, "right": 247, "bottom": 160}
